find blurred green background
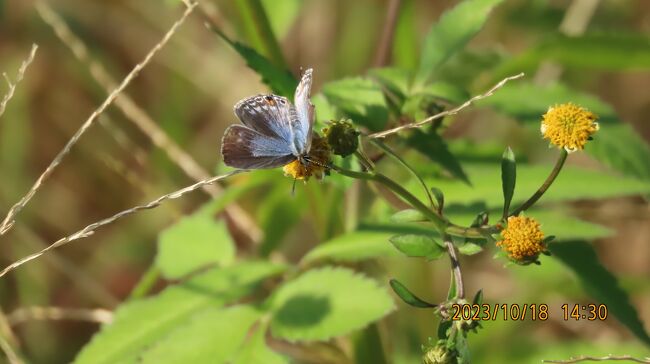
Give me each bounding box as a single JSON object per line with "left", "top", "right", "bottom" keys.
{"left": 0, "top": 0, "right": 649, "bottom": 363}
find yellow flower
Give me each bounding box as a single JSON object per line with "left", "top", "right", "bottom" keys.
{"left": 541, "top": 103, "right": 599, "bottom": 153}
{"left": 496, "top": 216, "right": 546, "bottom": 264}
{"left": 283, "top": 133, "right": 331, "bottom": 181}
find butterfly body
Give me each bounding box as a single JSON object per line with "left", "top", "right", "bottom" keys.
{"left": 221, "top": 69, "right": 314, "bottom": 170}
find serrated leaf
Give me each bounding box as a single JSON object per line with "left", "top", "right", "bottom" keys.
{"left": 211, "top": 28, "right": 297, "bottom": 97}
{"left": 139, "top": 305, "right": 261, "bottom": 364}
{"left": 501, "top": 147, "right": 516, "bottom": 217}
{"left": 389, "top": 234, "right": 445, "bottom": 260}
{"left": 416, "top": 0, "right": 504, "bottom": 84}
{"left": 321, "top": 77, "right": 389, "bottom": 131}
{"left": 74, "top": 262, "right": 287, "bottom": 364}
{"left": 550, "top": 241, "right": 650, "bottom": 345}
{"left": 268, "top": 267, "right": 394, "bottom": 341}
{"left": 390, "top": 209, "right": 427, "bottom": 223}
{"left": 155, "top": 215, "right": 235, "bottom": 279}
{"left": 389, "top": 279, "right": 437, "bottom": 308}
{"left": 232, "top": 322, "right": 288, "bottom": 364}
{"left": 407, "top": 129, "right": 471, "bottom": 185}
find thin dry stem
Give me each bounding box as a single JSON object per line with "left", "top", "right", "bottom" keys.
{"left": 543, "top": 355, "right": 650, "bottom": 363}
{"left": 0, "top": 170, "right": 246, "bottom": 279}
{"left": 0, "top": 3, "right": 198, "bottom": 236}
{"left": 7, "top": 306, "right": 113, "bottom": 326}
{"left": 0, "top": 335, "right": 22, "bottom": 364}
{"left": 0, "top": 44, "right": 38, "bottom": 120}
{"left": 368, "top": 73, "right": 525, "bottom": 139}
{"left": 35, "top": 1, "right": 262, "bottom": 244}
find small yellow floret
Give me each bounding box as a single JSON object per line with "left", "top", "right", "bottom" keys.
{"left": 283, "top": 133, "right": 331, "bottom": 181}
{"left": 541, "top": 103, "right": 599, "bottom": 152}
{"left": 496, "top": 216, "right": 546, "bottom": 263}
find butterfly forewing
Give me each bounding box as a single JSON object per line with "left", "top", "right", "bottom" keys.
{"left": 234, "top": 94, "right": 295, "bottom": 145}
{"left": 292, "top": 68, "right": 314, "bottom": 154}
{"left": 221, "top": 125, "right": 295, "bottom": 169}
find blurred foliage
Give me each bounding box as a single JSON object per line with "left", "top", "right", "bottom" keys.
{"left": 0, "top": 0, "right": 649, "bottom": 363}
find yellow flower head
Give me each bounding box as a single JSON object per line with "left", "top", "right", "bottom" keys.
{"left": 541, "top": 103, "right": 599, "bottom": 153}
{"left": 283, "top": 133, "right": 331, "bottom": 181}
{"left": 496, "top": 216, "right": 546, "bottom": 264}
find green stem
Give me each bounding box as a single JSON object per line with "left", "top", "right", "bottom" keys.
{"left": 233, "top": 0, "right": 287, "bottom": 68}
{"left": 331, "top": 164, "right": 487, "bottom": 238}
{"left": 444, "top": 235, "right": 464, "bottom": 299}
{"left": 510, "top": 149, "right": 568, "bottom": 216}
{"left": 128, "top": 266, "right": 160, "bottom": 300}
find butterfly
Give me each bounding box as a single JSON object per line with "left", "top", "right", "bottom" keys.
{"left": 221, "top": 69, "right": 317, "bottom": 170}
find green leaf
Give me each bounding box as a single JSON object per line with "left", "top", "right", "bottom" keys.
{"left": 550, "top": 241, "right": 650, "bottom": 346}
{"left": 390, "top": 209, "right": 427, "bottom": 223}
{"left": 260, "top": 0, "right": 302, "bottom": 39}
{"left": 407, "top": 129, "right": 471, "bottom": 185}
{"left": 368, "top": 67, "right": 412, "bottom": 99}
{"left": 431, "top": 187, "right": 445, "bottom": 212}
{"left": 587, "top": 123, "right": 650, "bottom": 182}
{"left": 501, "top": 146, "right": 516, "bottom": 218}
{"left": 416, "top": 163, "right": 650, "bottom": 209}
{"left": 321, "top": 77, "right": 389, "bottom": 131}
{"left": 416, "top": 0, "right": 504, "bottom": 84}
{"left": 389, "top": 234, "right": 445, "bottom": 260}
{"left": 258, "top": 185, "right": 305, "bottom": 256}
{"left": 354, "top": 324, "right": 388, "bottom": 364}
{"left": 301, "top": 230, "right": 400, "bottom": 264}
{"left": 417, "top": 81, "right": 470, "bottom": 104}
{"left": 210, "top": 27, "right": 297, "bottom": 97}
{"left": 232, "top": 322, "right": 288, "bottom": 364}
{"left": 457, "top": 242, "right": 483, "bottom": 255}
{"left": 494, "top": 33, "right": 650, "bottom": 78}
{"left": 139, "top": 305, "right": 261, "bottom": 364}
{"left": 301, "top": 224, "right": 439, "bottom": 264}
{"left": 312, "top": 93, "right": 336, "bottom": 124}
{"left": 389, "top": 279, "right": 437, "bottom": 308}
{"left": 268, "top": 267, "right": 394, "bottom": 341}
{"left": 155, "top": 215, "right": 235, "bottom": 279}
{"left": 74, "top": 262, "right": 287, "bottom": 364}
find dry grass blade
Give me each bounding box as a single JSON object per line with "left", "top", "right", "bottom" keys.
{"left": 7, "top": 306, "right": 113, "bottom": 326}
{"left": 0, "top": 3, "right": 198, "bottom": 236}
{"left": 367, "top": 73, "right": 525, "bottom": 139}
{"left": 0, "top": 44, "right": 38, "bottom": 120}
{"left": 0, "top": 169, "right": 246, "bottom": 279}
{"left": 543, "top": 354, "right": 650, "bottom": 363}
{"left": 35, "top": 1, "right": 263, "bottom": 244}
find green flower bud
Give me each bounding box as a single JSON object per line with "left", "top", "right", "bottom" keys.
{"left": 422, "top": 342, "right": 453, "bottom": 364}
{"left": 322, "top": 119, "right": 360, "bottom": 157}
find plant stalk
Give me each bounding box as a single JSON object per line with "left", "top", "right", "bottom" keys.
{"left": 511, "top": 149, "right": 568, "bottom": 216}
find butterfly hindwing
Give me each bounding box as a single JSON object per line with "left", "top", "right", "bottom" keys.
{"left": 221, "top": 124, "right": 295, "bottom": 169}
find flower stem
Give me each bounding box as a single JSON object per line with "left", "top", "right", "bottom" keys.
{"left": 330, "top": 164, "right": 487, "bottom": 238}
{"left": 444, "top": 235, "right": 464, "bottom": 299}
{"left": 510, "top": 149, "right": 568, "bottom": 216}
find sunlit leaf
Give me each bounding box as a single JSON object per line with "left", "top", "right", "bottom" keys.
{"left": 389, "top": 234, "right": 445, "bottom": 260}
{"left": 139, "top": 305, "right": 261, "bottom": 363}
{"left": 74, "top": 262, "right": 287, "bottom": 364}
{"left": 322, "top": 77, "right": 389, "bottom": 131}
{"left": 156, "top": 215, "right": 235, "bottom": 279}
{"left": 232, "top": 322, "right": 288, "bottom": 364}
{"left": 268, "top": 267, "right": 394, "bottom": 341}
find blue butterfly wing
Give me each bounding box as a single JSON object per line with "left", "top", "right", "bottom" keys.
{"left": 234, "top": 94, "right": 296, "bottom": 149}
{"left": 221, "top": 125, "right": 295, "bottom": 169}
{"left": 292, "top": 68, "right": 314, "bottom": 155}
